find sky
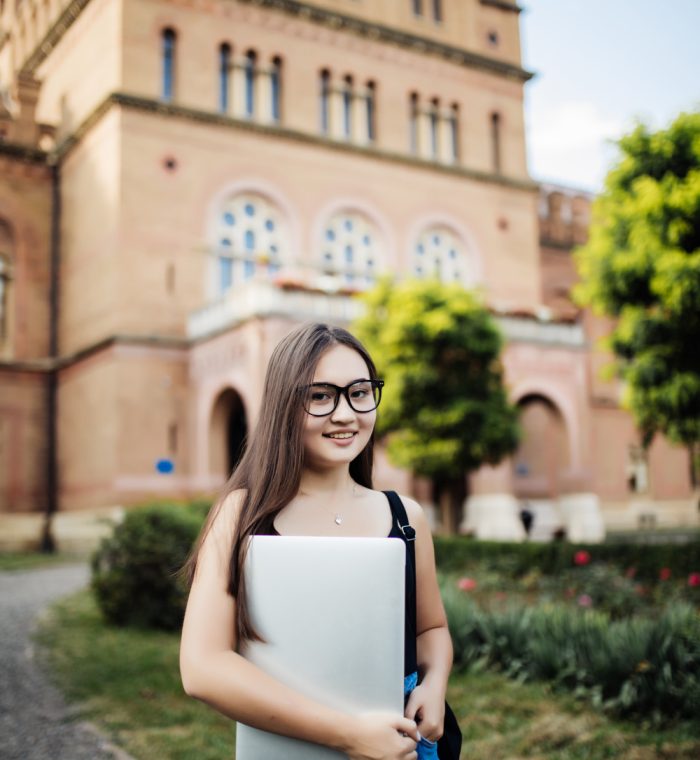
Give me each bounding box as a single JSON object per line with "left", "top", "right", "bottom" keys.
{"left": 520, "top": 0, "right": 700, "bottom": 193}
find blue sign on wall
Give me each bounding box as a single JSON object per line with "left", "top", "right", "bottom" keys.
{"left": 156, "top": 458, "right": 175, "bottom": 474}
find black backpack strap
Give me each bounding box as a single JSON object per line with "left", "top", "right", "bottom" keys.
{"left": 383, "top": 490, "right": 418, "bottom": 675}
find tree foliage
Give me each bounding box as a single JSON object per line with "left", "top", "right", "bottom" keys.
{"left": 575, "top": 112, "right": 700, "bottom": 455}
{"left": 354, "top": 278, "right": 519, "bottom": 482}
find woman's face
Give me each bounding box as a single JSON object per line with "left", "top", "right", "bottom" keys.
{"left": 302, "top": 344, "right": 376, "bottom": 470}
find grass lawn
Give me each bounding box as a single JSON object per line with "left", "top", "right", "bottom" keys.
{"left": 36, "top": 589, "right": 700, "bottom": 760}
{"left": 0, "top": 551, "right": 86, "bottom": 572}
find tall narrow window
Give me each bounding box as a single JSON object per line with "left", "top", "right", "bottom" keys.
{"left": 271, "top": 57, "right": 282, "bottom": 123}
{"left": 342, "top": 75, "right": 353, "bottom": 139}
{"left": 432, "top": 0, "right": 442, "bottom": 22}
{"left": 161, "top": 28, "right": 176, "bottom": 102}
{"left": 449, "top": 103, "right": 459, "bottom": 162}
{"left": 366, "top": 81, "right": 376, "bottom": 143}
{"left": 218, "top": 43, "right": 231, "bottom": 113}
{"left": 491, "top": 112, "right": 502, "bottom": 173}
{"left": 0, "top": 221, "right": 13, "bottom": 345}
{"left": 429, "top": 98, "right": 439, "bottom": 159}
{"left": 320, "top": 69, "right": 330, "bottom": 134}
{"left": 412, "top": 0, "right": 423, "bottom": 16}
{"left": 409, "top": 92, "right": 418, "bottom": 154}
{"left": 244, "top": 50, "right": 256, "bottom": 117}
{"left": 0, "top": 256, "right": 8, "bottom": 341}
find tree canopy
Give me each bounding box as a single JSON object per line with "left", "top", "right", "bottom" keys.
{"left": 575, "top": 111, "right": 700, "bottom": 465}
{"left": 353, "top": 278, "right": 519, "bottom": 485}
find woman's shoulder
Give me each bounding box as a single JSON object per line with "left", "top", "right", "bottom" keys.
{"left": 209, "top": 489, "right": 247, "bottom": 537}
{"left": 383, "top": 490, "right": 429, "bottom": 530}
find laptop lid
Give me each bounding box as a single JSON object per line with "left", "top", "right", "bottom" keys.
{"left": 236, "top": 535, "right": 405, "bottom": 760}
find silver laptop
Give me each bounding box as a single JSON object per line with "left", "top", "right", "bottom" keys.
{"left": 236, "top": 535, "right": 406, "bottom": 759}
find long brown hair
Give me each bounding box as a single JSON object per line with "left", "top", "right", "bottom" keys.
{"left": 183, "top": 322, "right": 379, "bottom": 643}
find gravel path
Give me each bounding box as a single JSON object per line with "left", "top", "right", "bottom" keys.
{"left": 0, "top": 563, "right": 133, "bottom": 760}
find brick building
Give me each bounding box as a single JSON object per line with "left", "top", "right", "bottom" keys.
{"left": 0, "top": 0, "right": 696, "bottom": 548}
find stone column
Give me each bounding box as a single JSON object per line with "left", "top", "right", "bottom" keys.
{"left": 330, "top": 87, "right": 345, "bottom": 140}
{"left": 232, "top": 62, "right": 247, "bottom": 118}
{"left": 461, "top": 459, "right": 525, "bottom": 540}
{"left": 256, "top": 66, "right": 272, "bottom": 124}
{"left": 417, "top": 109, "right": 432, "bottom": 159}
{"left": 439, "top": 112, "right": 455, "bottom": 164}
{"left": 353, "top": 91, "right": 368, "bottom": 146}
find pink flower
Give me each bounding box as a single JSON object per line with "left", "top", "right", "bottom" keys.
{"left": 573, "top": 550, "right": 591, "bottom": 566}
{"left": 659, "top": 567, "right": 672, "bottom": 581}
{"left": 688, "top": 572, "right": 700, "bottom": 588}
{"left": 457, "top": 577, "right": 477, "bottom": 592}
{"left": 577, "top": 593, "right": 593, "bottom": 608}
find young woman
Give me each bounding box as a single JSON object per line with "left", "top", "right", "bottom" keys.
{"left": 180, "top": 323, "right": 453, "bottom": 760}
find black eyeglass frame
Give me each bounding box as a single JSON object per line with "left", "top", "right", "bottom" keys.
{"left": 301, "top": 379, "right": 385, "bottom": 417}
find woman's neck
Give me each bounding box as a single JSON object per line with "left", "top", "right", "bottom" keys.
{"left": 298, "top": 467, "right": 360, "bottom": 500}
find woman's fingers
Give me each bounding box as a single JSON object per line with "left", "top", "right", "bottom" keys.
{"left": 394, "top": 715, "right": 420, "bottom": 742}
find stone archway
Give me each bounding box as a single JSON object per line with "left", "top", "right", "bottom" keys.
{"left": 512, "top": 394, "right": 570, "bottom": 539}
{"left": 209, "top": 388, "right": 247, "bottom": 481}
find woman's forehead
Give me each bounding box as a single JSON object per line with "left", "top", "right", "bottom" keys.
{"left": 312, "top": 344, "right": 369, "bottom": 383}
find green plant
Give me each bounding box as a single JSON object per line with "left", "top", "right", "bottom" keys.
{"left": 91, "top": 503, "right": 203, "bottom": 630}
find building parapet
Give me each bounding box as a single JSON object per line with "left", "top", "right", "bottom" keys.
{"left": 188, "top": 280, "right": 585, "bottom": 347}
{"left": 496, "top": 314, "right": 585, "bottom": 347}
{"left": 187, "top": 280, "right": 364, "bottom": 340}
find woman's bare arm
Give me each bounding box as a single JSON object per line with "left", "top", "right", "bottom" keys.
{"left": 179, "top": 491, "right": 419, "bottom": 758}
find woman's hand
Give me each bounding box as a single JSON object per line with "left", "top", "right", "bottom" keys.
{"left": 404, "top": 680, "right": 445, "bottom": 743}
{"left": 345, "top": 712, "right": 419, "bottom": 759}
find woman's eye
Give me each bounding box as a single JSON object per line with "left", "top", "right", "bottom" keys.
{"left": 311, "top": 392, "right": 330, "bottom": 402}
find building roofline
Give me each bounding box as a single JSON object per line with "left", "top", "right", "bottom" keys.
{"left": 18, "top": 0, "right": 532, "bottom": 83}
{"left": 237, "top": 0, "right": 533, "bottom": 82}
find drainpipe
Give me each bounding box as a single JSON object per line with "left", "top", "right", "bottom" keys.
{"left": 41, "top": 159, "right": 60, "bottom": 552}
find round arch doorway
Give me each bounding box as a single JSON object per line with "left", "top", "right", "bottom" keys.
{"left": 513, "top": 394, "right": 570, "bottom": 539}
{"left": 209, "top": 388, "right": 248, "bottom": 482}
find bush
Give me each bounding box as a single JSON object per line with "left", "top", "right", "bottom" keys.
{"left": 443, "top": 577, "right": 700, "bottom": 722}
{"left": 91, "top": 503, "right": 204, "bottom": 630}
{"left": 434, "top": 535, "right": 700, "bottom": 582}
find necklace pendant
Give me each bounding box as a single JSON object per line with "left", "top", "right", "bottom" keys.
{"left": 334, "top": 514, "right": 343, "bottom": 526}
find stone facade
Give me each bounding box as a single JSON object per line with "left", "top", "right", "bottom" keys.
{"left": 0, "top": 0, "right": 695, "bottom": 548}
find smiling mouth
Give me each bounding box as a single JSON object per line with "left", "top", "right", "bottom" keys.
{"left": 323, "top": 432, "right": 356, "bottom": 439}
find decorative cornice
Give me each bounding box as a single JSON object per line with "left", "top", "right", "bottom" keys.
{"left": 479, "top": 0, "right": 522, "bottom": 13}
{"left": 0, "top": 140, "right": 49, "bottom": 165}
{"left": 235, "top": 0, "right": 532, "bottom": 82}
{"left": 20, "top": 0, "right": 95, "bottom": 75}
{"left": 55, "top": 92, "right": 537, "bottom": 194}
{"left": 0, "top": 334, "right": 189, "bottom": 374}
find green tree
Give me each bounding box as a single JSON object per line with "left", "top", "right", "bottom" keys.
{"left": 575, "top": 111, "right": 700, "bottom": 486}
{"left": 354, "top": 278, "right": 520, "bottom": 532}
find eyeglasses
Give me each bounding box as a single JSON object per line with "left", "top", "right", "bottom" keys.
{"left": 302, "top": 379, "right": 384, "bottom": 417}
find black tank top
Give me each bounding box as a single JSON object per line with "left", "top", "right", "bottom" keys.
{"left": 261, "top": 490, "right": 418, "bottom": 676}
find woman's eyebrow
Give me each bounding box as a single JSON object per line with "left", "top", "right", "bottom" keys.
{"left": 310, "top": 378, "right": 370, "bottom": 386}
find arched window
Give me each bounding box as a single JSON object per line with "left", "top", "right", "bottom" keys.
{"left": 161, "top": 28, "right": 176, "bottom": 102}
{"left": 448, "top": 103, "right": 459, "bottom": 162}
{"left": 218, "top": 43, "right": 232, "bottom": 113}
{"left": 214, "top": 193, "right": 286, "bottom": 295}
{"left": 429, "top": 98, "right": 439, "bottom": 159}
{"left": 320, "top": 210, "right": 383, "bottom": 288}
{"left": 366, "top": 81, "right": 376, "bottom": 143}
{"left": 409, "top": 92, "right": 419, "bottom": 154}
{"left": 432, "top": 0, "right": 442, "bottom": 22}
{"left": 244, "top": 50, "right": 257, "bottom": 117}
{"left": 320, "top": 69, "right": 331, "bottom": 134}
{"left": 271, "top": 56, "right": 282, "bottom": 123}
{"left": 413, "top": 225, "right": 472, "bottom": 284}
{"left": 412, "top": 0, "right": 423, "bottom": 16}
{"left": 491, "top": 111, "right": 502, "bottom": 173}
{"left": 342, "top": 75, "right": 353, "bottom": 139}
